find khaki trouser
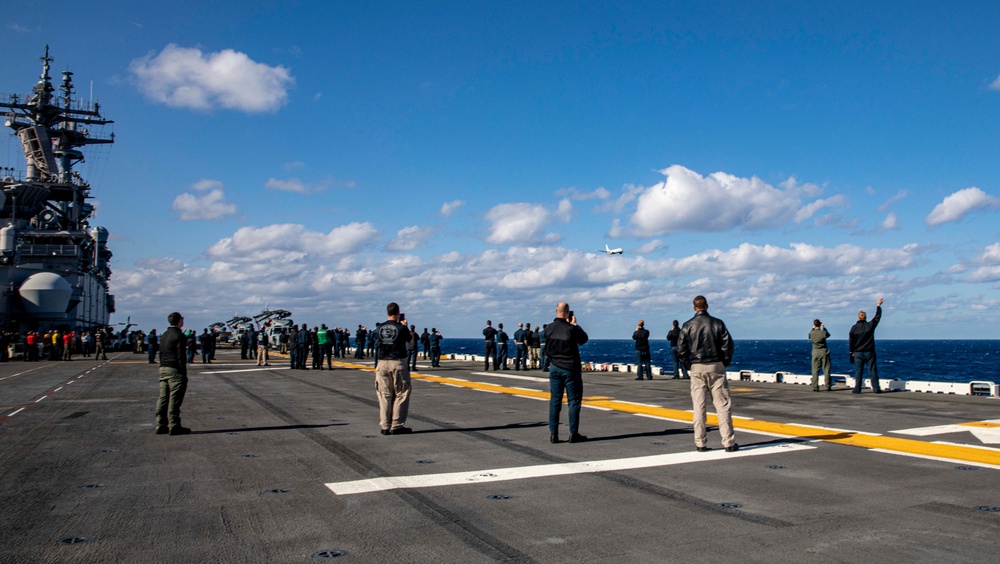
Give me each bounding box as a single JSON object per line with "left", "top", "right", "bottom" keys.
{"left": 256, "top": 345, "right": 268, "bottom": 365}
{"left": 811, "top": 350, "right": 832, "bottom": 389}
{"left": 375, "top": 359, "right": 411, "bottom": 431}
{"left": 690, "top": 362, "right": 735, "bottom": 448}
{"left": 155, "top": 367, "right": 188, "bottom": 429}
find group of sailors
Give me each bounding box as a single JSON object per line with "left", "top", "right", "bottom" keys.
{"left": 2, "top": 327, "right": 114, "bottom": 362}
{"left": 139, "top": 322, "right": 446, "bottom": 371}
{"left": 482, "top": 321, "right": 547, "bottom": 371}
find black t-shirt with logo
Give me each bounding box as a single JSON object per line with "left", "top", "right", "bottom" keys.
{"left": 377, "top": 321, "right": 409, "bottom": 360}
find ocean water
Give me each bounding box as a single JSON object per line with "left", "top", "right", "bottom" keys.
{"left": 438, "top": 338, "right": 1000, "bottom": 385}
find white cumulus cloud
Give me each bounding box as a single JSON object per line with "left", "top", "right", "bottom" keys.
{"left": 926, "top": 187, "right": 999, "bottom": 226}
{"left": 484, "top": 203, "right": 552, "bottom": 244}
{"left": 130, "top": 44, "right": 294, "bottom": 112}
{"left": 965, "top": 242, "right": 1000, "bottom": 283}
{"left": 881, "top": 212, "right": 899, "bottom": 230}
{"left": 794, "top": 194, "right": 849, "bottom": 223}
{"left": 172, "top": 179, "right": 236, "bottom": 220}
{"left": 630, "top": 165, "right": 810, "bottom": 236}
{"left": 440, "top": 200, "right": 465, "bottom": 216}
{"left": 204, "top": 222, "right": 377, "bottom": 262}
{"left": 387, "top": 225, "right": 435, "bottom": 251}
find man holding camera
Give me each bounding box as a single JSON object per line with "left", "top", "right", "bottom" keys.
{"left": 544, "top": 302, "right": 589, "bottom": 444}
{"left": 375, "top": 303, "right": 412, "bottom": 435}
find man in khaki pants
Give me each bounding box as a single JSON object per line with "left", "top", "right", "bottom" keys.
{"left": 374, "top": 302, "right": 412, "bottom": 435}
{"left": 677, "top": 296, "right": 737, "bottom": 453}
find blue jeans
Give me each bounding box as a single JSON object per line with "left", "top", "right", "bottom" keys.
{"left": 670, "top": 346, "right": 689, "bottom": 378}
{"left": 430, "top": 347, "right": 441, "bottom": 367}
{"left": 853, "top": 351, "right": 880, "bottom": 392}
{"left": 635, "top": 350, "right": 652, "bottom": 379}
{"left": 498, "top": 344, "right": 508, "bottom": 369}
{"left": 548, "top": 365, "right": 583, "bottom": 434}
{"left": 407, "top": 349, "right": 418, "bottom": 370}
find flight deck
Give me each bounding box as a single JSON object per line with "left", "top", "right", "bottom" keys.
{"left": 1, "top": 349, "right": 998, "bottom": 562}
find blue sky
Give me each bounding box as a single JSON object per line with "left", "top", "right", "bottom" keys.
{"left": 3, "top": 1, "right": 1000, "bottom": 340}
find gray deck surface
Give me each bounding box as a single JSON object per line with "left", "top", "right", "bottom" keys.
{"left": 1, "top": 348, "right": 998, "bottom": 563}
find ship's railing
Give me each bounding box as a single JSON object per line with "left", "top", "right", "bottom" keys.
{"left": 429, "top": 355, "right": 1000, "bottom": 398}
{"left": 17, "top": 244, "right": 80, "bottom": 257}
{"left": 1, "top": 92, "right": 101, "bottom": 113}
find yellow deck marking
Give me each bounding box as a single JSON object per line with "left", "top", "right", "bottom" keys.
{"left": 333, "top": 364, "right": 1000, "bottom": 468}
{"left": 959, "top": 421, "right": 1000, "bottom": 428}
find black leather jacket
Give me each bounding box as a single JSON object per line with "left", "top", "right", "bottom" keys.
{"left": 677, "top": 311, "right": 733, "bottom": 369}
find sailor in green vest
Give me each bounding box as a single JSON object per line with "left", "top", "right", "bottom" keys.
{"left": 317, "top": 324, "right": 334, "bottom": 370}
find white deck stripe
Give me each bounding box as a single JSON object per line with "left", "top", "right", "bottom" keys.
{"left": 930, "top": 440, "right": 1000, "bottom": 452}
{"left": 868, "top": 448, "right": 1000, "bottom": 471}
{"left": 615, "top": 400, "right": 663, "bottom": 408}
{"left": 326, "top": 442, "right": 816, "bottom": 495}
{"left": 472, "top": 371, "right": 549, "bottom": 383}
{"left": 201, "top": 367, "right": 291, "bottom": 374}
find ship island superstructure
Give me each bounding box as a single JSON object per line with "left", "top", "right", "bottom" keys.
{"left": 0, "top": 47, "right": 115, "bottom": 333}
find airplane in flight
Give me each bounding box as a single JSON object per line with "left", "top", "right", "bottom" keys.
{"left": 601, "top": 244, "right": 624, "bottom": 255}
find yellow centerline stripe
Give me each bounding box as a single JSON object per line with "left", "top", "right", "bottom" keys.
{"left": 331, "top": 363, "right": 1000, "bottom": 468}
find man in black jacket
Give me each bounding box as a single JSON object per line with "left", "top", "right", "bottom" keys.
{"left": 849, "top": 298, "right": 884, "bottom": 394}
{"left": 155, "top": 312, "right": 190, "bottom": 436}
{"left": 677, "top": 295, "right": 736, "bottom": 453}
{"left": 632, "top": 320, "right": 652, "bottom": 380}
{"left": 543, "top": 302, "right": 589, "bottom": 444}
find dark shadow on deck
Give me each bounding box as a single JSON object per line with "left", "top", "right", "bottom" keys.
{"left": 583, "top": 428, "right": 692, "bottom": 443}
{"left": 193, "top": 423, "right": 348, "bottom": 435}
{"left": 413, "top": 421, "right": 548, "bottom": 434}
